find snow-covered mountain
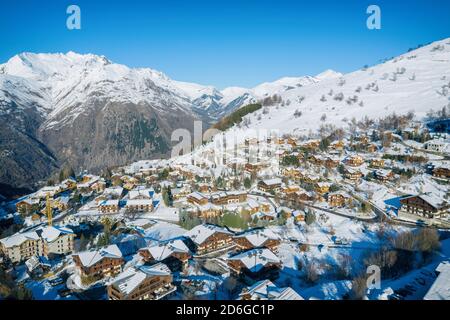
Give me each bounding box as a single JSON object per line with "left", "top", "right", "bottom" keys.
{"left": 172, "top": 70, "right": 342, "bottom": 119}
{"left": 217, "top": 38, "right": 450, "bottom": 140}
{"left": 0, "top": 51, "right": 333, "bottom": 190}
{"left": 1, "top": 37, "right": 449, "bottom": 191}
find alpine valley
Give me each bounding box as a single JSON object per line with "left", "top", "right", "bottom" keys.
{"left": 1, "top": 37, "right": 449, "bottom": 196}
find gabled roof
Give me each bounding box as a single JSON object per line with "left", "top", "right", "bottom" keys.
{"left": 228, "top": 248, "right": 281, "bottom": 273}
{"left": 185, "top": 224, "right": 233, "bottom": 245}
{"left": 141, "top": 239, "right": 190, "bottom": 261}
{"left": 110, "top": 263, "right": 171, "bottom": 295}
{"left": 401, "top": 193, "right": 448, "bottom": 210}
{"left": 260, "top": 178, "right": 282, "bottom": 186}
{"left": 239, "top": 279, "right": 303, "bottom": 300}
{"left": 234, "top": 228, "right": 279, "bottom": 247}
{"left": 74, "top": 244, "right": 122, "bottom": 267}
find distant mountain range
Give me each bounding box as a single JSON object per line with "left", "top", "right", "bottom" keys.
{"left": 1, "top": 37, "right": 449, "bottom": 195}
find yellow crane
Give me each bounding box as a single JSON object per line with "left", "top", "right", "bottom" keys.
{"left": 46, "top": 192, "right": 53, "bottom": 226}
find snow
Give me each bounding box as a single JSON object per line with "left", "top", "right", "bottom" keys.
{"left": 75, "top": 244, "right": 122, "bottom": 268}
{"left": 185, "top": 224, "right": 233, "bottom": 245}
{"left": 143, "top": 221, "right": 187, "bottom": 241}
{"left": 228, "top": 248, "right": 280, "bottom": 272}
{"left": 209, "top": 37, "right": 450, "bottom": 143}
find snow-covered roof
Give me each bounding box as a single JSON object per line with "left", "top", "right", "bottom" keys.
{"left": 260, "top": 178, "right": 282, "bottom": 186}
{"left": 39, "top": 226, "right": 74, "bottom": 243}
{"left": 110, "top": 263, "right": 171, "bottom": 295}
{"left": 0, "top": 230, "right": 41, "bottom": 248}
{"left": 141, "top": 239, "right": 190, "bottom": 261}
{"left": 234, "top": 228, "right": 279, "bottom": 247}
{"left": 75, "top": 245, "right": 122, "bottom": 267}
{"left": 99, "top": 199, "right": 119, "bottom": 206}
{"left": 185, "top": 224, "right": 233, "bottom": 245}
{"left": 103, "top": 186, "right": 123, "bottom": 197}
{"left": 228, "top": 248, "right": 281, "bottom": 272}
{"left": 187, "top": 192, "right": 208, "bottom": 201}
{"left": 239, "top": 279, "right": 303, "bottom": 300}
{"left": 125, "top": 199, "right": 153, "bottom": 206}
{"left": 128, "top": 188, "right": 153, "bottom": 200}
{"left": 424, "top": 261, "right": 450, "bottom": 300}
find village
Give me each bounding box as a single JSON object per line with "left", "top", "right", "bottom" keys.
{"left": 0, "top": 119, "right": 449, "bottom": 301}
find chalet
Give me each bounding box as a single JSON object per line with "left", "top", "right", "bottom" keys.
{"left": 282, "top": 168, "right": 302, "bottom": 179}
{"left": 125, "top": 199, "right": 154, "bottom": 213}
{"left": 324, "top": 156, "right": 340, "bottom": 168}
{"left": 344, "top": 167, "right": 363, "bottom": 182}
{"left": 129, "top": 187, "right": 153, "bottom": 200}
{"left": 139, "top": 239, "right": 191, "bottom": 271}
{"left": 233, "top": 228, "right": 281, "bottom": 252}
{"left": 34, "top": 186, "right": 62, "bottom": 199}
{"left": 211, "top": 191, "right": 247, "bottom": 205}
{"left": 243, "top": 198, "right": 260, "bottom": 214}
{"left": 198, "top": 183, "right": 210, "bottom": 193}
{"left": 277, "top": 206, "right": 293, "bottom": 219}
{"left": 193, "top": 203, "right": 222, "bottom": 219}
{"left": 91, "top": 180, "right": 106, "bottom": 193}
{"left": 239, "top": 279, "right": 303, "bottom": 300}
{"left": 99, "top": 200, "right": 120, "bottom": 214}
{"left": 108, "top": 263, "right": 176, "bottom": 300}
{"left": 16, "top": 197, "right": 40, "bottom": 215}
{"left": 292, "top": 210, "right": 306, "bottom": 222}
{"left": 227, "top": 248, "right": 282, "bottom": 283}
{"left": 288, "top": 189, "right": 315, "bottom": 203}
{"left": 185, "top": 224, "right": 234, "bottom": 255}
{"left": 330, "top": 140, "right": 345, "bottom": 151}
{"left": 281, "top": 185, "right": 301, "bottom": 196}
{"left": 301, "top": 172, "right": 320, "bottom": 184}
{"left": 287, "top": 137, "right": 298, "bottom": 147}
{"left": 301, "top": 139, "right": 320, "bottom": 150}
{"left": 258, "top": 178, "right": 282, "bottom": 193}
{"left": 72, "top": 245, "right": 124, "bottom": 278}
{"left": 344, "top": 154, "right": 365, "bottom": 167}
{"left": 366, "top": 143, "right": 378, "bottom": 153}
{"left": 103, "top": 186, "right": 124, "bottom": 199}
{"left": 370, "top": 158, "right": 385, "bottom": 168}
{"left": 187, "top": 192, "right": 209, "bottom": 206}
{"left": 374, "top": 169, "right": 395, "bottom": 182}
{"left": 399, "top": 194, "right": 449, "bottom": 218}
{"left": 60, "top": 178, "right": 77, "bottom": 191}
{"left": 53, "top": 196, "right": 70, "bottom": 211}
{"left": 245, "top": 162, "right": 264, "bottom": 174}
{"left": 315, "top": 182, "right": 331, "bottom": 194}
{"left": 308, "top": 154, "right": 325, "bottom": 165}
{"left": 432, "top": 163, "right": 450, "bottom": 178}
{"left": 328, "top": 192, "right": 349, "bottom": 207}
{"left": 252, "top": 211, "right": 276, "bottom": 221}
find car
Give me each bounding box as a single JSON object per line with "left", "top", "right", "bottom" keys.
{"left": 57, "top": 288, "right": 72, "bottom": 298}
{"left": 48, "top": 277, "right": 65, "bottom": 287}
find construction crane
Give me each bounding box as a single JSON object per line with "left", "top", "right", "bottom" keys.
{"left": 46, "top": 192, "right": 53, "bottom": 227}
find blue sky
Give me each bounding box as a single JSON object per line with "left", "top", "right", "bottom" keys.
{"left": 1, "top": 0, "right": 449, "bottom": 88}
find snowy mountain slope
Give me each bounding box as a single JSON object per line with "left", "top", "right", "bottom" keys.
{"left": 0, "top": 53, "right": 203, "bottom": 189}
{"left": 222, "top": 38, "right": 450, "bottom": 140}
